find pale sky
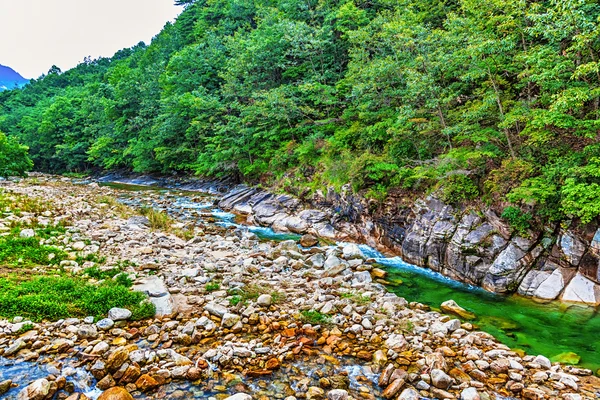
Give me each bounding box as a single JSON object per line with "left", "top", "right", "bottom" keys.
{"left": 0, "top": 1, "right": 183, "bottom": 79}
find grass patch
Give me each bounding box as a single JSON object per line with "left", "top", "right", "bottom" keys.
{"left": 16, "top": 323, "right": 34, "bottom": 334}
{"left": 0, "top": 275, "right": 155, "bottom": 321}
{"left": 300, "top": 310, "right": 331, "bottom": 325}
{"left": 205, "top": 281, "right": 221, "bottom": 292}
{"left": 229, "top": 295, "right": 243, "bottom": 306}
{"left": 340, "top": 291, "right": 371, "bottom": 306}
{"left": 76, "top": 253, "right": 107, "bottom": 265}
{"left": 0, "top": 190, "right": 50, "bottom": 215}
{"left": 96, "top": 195, "right": 131, "bottom": 217}
{"left": 84, "top": 265, "right": 124, "bottom": 280}
{"left": 140, "top": 206, "right": 173, "bottom": 230}
{"left": 0, "top": 236, "right": 67, "bottom": 267}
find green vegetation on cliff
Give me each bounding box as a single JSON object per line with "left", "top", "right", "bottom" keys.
{"left": 1, "top": 0, "right": 600, "bottom": 226}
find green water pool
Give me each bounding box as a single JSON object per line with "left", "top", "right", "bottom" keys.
{"left": 372, "top": 251, "right": 600, "bottom": 373}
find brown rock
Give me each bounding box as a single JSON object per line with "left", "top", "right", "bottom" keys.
{"left": 266, "top": 358, "right": 281, "bottom": 370}
{"left": 65, "top": 394, "right": 90, "bottom": 400}
{"left": 300, "top": 234, "right": 318, "bottom": 247}
{"left": 135, "top": 374, "right": 159, "bottom": 392}
{"left": 106, "top": 347, "right": 130, "bottom": 372}
{"left": 356, "top": 350, "right": 372, "bottom": 360}
{"left": 119, "top": 365, "right": 141, "bottom": 384}
{"left": 96, "top": 374, "right": 116, "bottom": 390}
{"left": 378, "top": 364, "right": 395, "bottom": 387}
{"left": 97, "top": 387, "right": 134, "bottom": 400}
{"left": 382, "top": 378, "right": 405, "bottom": 399}
{"left": 186, "top": 367, "right": 202, "bottom": 381}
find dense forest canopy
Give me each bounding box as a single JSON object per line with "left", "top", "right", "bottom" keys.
{"left": 1, "top": 0, "right": 600, "bottom": 229}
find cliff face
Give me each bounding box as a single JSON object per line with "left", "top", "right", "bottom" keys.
{"left": 219, "top": 184, "right": 600, "bottom": 306}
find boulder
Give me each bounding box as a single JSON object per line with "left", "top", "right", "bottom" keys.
{"left": 97, "top": 387, "right": 134, "bottom": 400}
{"left": 431, "top": 368, "right": 452, "bottom": 389}
{"left": 108, "top": 308, "right": 132, "bottom": 321}
{"left": 440, "top": 300, "right": 475, "bottom": 320}
{"left": 17, "top": 379, "right": 52, "bottom": 400}
{"left": 19, "top": 229, "right": 35, "bottom": 238}
{"left": 561, "top": 273, "right": 600, "bottom": 305}
{"left": 342, "top": 244, "right": 364, "bottom": 260}
{"left": 0, "top": 380, "right": 11, "bottom": 396}
{"left": 204, "top": 302, "right": 228, "bottom": 318}
{"left": 257, "top": 294, "right": 272, "bottom": 307}
{"left": 397, "top": 388, "right": 420, "bottom": 400}
{"left": 327, "top": 389, "right": 348, "bottom": 400}
{"left": 300, "top": 234, "right": 319, "bottom": 247}
{"left": 224, "top": 394, "right": 253, "bottom": 400}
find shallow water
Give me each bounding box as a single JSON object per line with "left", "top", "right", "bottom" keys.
{"left": 0, "top": 357, "right": 100, "bottom": 399}
{"left": 102, "top": 181, "right": 600, "bottom": 373}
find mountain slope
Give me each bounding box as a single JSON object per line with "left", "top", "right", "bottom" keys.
{"left": 0, "top": 64, "right": 28, "bottom": 91}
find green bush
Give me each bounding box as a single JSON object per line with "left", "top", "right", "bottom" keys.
{"left": 0, "top": 131, "right": 33, "bottom": 177}
{"left": 501, "top": 206, "right": 532, "bottom": 236}
{"left": 437, "top": 174, "right": 480, "bottom": 204}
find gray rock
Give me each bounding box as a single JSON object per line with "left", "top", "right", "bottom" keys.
{"left": 221, "top": 313, "right": 241, "bottom": 328}
{"left": 96, "top": 318, "right": 115, "bottom": 330}
{"left": 19, "top": 229, "right": 35, "bottom": 238}
{"left": 327, "top": 389, "right": 348, "bottom": 400}
{"left": 77, "top": 324, "right": 98, "bottom": 339}
{"left": 205, "top": 302, "right": 228, "bottom": 317}
{"left": 431, "top": 368, "right": 452, "bottom": 389}
{"left": 108, "top": 307, "right": 132, "bottom": 321}
{"left": 257, "top": 294, "right": 272, "bottom": 307}
{"left": 342, "top": 244, "right": 364, "bottom": 260}
{"left": 561, "top": 273, "right": 600, "bottom": 305}
{"left": 460, "top": 387, "right": 481, "bottom": 400}
{"left": 224, "top": 394, "right": 252, "bottom": 400}
{"left": 351, "top": 271, "right": 372, "bottom": 286}
{"left": 397, "top": 388, "right": 420, "bottom": 400}
{"left": 534, "top": 355, "right": 552, "bottom": 369}
{"left": 133, "top": 276, "right": 175, "bottom": 316}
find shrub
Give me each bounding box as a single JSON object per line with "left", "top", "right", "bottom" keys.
{"left": 501, "top": 206, "right": 532, "bottom": 236}
{"left": 437, "top": 174, "right": 479, "bottom": 204}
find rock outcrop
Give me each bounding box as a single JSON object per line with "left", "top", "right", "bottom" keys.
{"left": 218, "top": 185, "right": 600, "bottom": 305}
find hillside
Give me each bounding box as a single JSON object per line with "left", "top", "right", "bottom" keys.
{"left": 0, "top": 64, "right": 28, "bottom": 91}
{"left": 1, "top": 0, "right": 600, "bottom": 231}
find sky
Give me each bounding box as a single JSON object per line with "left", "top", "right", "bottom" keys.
{"left": 0, "top": 0, "right": 183, "bottom": 79}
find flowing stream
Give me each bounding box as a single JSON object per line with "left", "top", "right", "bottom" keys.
{"left": 101, "top": 181, "right": 599, "bottom": 374}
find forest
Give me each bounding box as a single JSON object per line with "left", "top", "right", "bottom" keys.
{"left": 1, "top": 0, "right": 600, "bottom": 230}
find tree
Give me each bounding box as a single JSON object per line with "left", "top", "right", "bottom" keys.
{"left": 0, "top": 131, "right": 33, "bottom": 177}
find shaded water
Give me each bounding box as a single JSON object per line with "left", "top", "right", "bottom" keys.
{"left": 102, "top": 181, "right": 600, "bottom": 373}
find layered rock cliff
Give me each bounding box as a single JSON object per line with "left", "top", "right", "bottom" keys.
{"left": 218, "top": 184, "right": 600, "bottom": 306}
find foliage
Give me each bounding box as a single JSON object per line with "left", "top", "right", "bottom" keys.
{"left": 205, "top": 281, "right": 221, "bottom": 292}
{"left": 501, "top": 206, "right": 533, "bottom": 236}
{"left": 1, "top": 0, "right": 600, "bottom": 224}
{"left": 0, "top": 236, "right": 67, "bottom": 267}
{"left": 0, "top": 131, "right": 33, "bottom": 177}
{"left": 437, "top": 174, "right": 480, "bottom": 204}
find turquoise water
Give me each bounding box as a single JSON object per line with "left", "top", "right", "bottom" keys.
{"left": 358, "top": 245, "right": 600, "bottom": 373}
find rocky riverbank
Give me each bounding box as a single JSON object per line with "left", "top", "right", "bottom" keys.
{"left": 0, "top": 175, "right": 598, "bottom": 400}
{"left": 214, "top": 184, "right": 600, "bottom": 306}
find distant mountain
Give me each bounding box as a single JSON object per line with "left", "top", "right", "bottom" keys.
{"left": 0, "top": 64, "right": 28, "bottom": 91}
